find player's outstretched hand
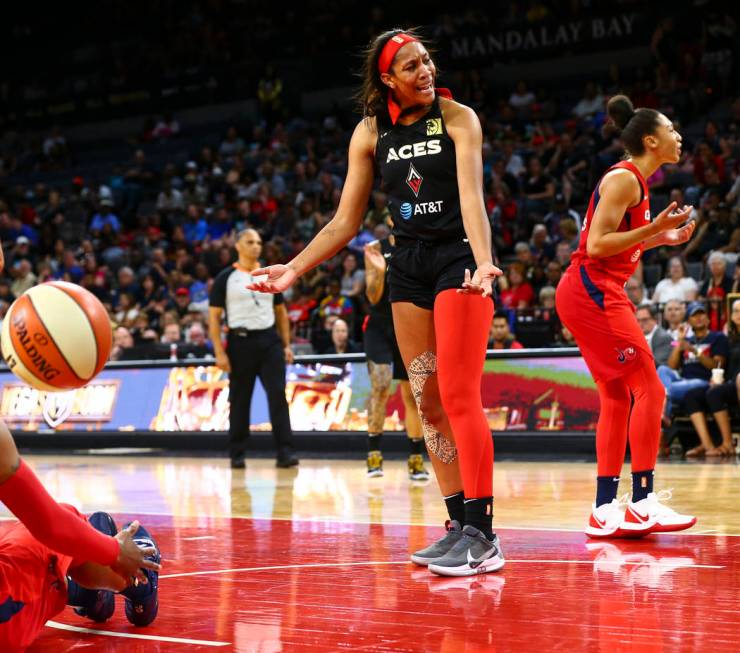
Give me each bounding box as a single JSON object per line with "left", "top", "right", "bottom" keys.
{"left": 658, "top": 220, "right": 696, "bottom": 247}
{"left": 653, "top": 202, "right": 693, "bottom": 233}
{"left": 247, "top": 265, "right": 298, "bottom": 293}
{"left": 458, "top": 263, "right": 503, "bottom": 298}
{"left": 363, "top": 243, "right": 386, "bottom": 271}
{"left": 112, "top": 520, "right": 161, "bottom": 585}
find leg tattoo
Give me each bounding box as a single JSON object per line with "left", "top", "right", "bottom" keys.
{"left": 367, "top": 362, "right": 392, "bottom": 434}
{"left": 407, "top": 351, "right": 458, "bottom": 464}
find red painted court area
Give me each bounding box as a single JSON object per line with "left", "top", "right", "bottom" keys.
{"left": 25, "top": 515, "right": 739, "bottom": 652}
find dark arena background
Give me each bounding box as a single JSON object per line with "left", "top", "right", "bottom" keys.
{"left": 0, "top": 1, "right": 738, "bottom": 651}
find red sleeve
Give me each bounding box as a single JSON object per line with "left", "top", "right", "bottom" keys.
{"left": 511, "top": 341, "right": 525, "bottom": 349}
{"left": 0, "top": 460, "right": 119, "bottom": 566}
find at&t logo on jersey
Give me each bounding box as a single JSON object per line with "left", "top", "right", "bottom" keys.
{"left": 386, "top": 139, "right": 441, "bottom": 163}
{"left": 399, "top": 201, "right": 444, "bottom": 220}
{"left": 615, "top": 346, "right": 637, "bottom": 363}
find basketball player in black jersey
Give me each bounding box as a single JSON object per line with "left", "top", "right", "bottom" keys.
{"left": 363, "top": 234, "right": 429, "bottom": 481}
{"left": 250, "top": 29, "right": 504, "bottom": 577}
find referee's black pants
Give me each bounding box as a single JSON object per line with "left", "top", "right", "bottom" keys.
{"left": 227, "top": 328, "right": 293, "bottom": 460}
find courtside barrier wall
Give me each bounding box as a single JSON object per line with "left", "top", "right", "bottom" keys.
{"left": 0, "top": 348, "right": 599, "bottom": 438}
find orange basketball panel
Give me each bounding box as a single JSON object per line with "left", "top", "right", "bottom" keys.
{"left": 5, "top": 294, "right": 83, "bottom": 389}
{"left": 50, "top": 281, "right": 112, "bottom": 375}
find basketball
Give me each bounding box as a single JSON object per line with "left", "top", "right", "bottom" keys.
{"left": 1, "top": 281, "right": 112, "bottom": 392}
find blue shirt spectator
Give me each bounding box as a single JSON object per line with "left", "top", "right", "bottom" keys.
{"left": 190, "top": 279, "right": 209, "bottom": 305}
{"left": 681, "top": 331, "right": 730, "bottom": 381}
{"left": 90, "top": 201, "right": 121, "bottom": 233}
{"left": 206, "top": 209, "right": 232, "bottom": 240}
{"left": 3, "top": 220, "right": 38, "bottom": 246}
{"left": 54, "top": 250, "right": 84, "bottom": 283}
{"left": 183, "top": 212, "right": 209, "bottom": 243}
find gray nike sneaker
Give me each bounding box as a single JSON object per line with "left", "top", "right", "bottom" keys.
{"left": 410, "top": 520, "right": 463, "bottom": 566}
{"left": 428, "top": 525, "right": 505, "bottom": 577}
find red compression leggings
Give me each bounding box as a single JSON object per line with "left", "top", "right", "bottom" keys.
{"left": 595, "top": 357, "right": 665, "bottom": 476}
{"left": 434, "top": 290, "right": 494, "bottom": 498}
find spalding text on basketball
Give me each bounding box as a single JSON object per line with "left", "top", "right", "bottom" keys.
{"left": 11, "top": 314, "right": 62, "bottom": 381}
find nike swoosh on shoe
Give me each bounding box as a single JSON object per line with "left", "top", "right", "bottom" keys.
{"left": 466, "top": 547, "right": 492, "bottom": 569}
{"left": 629, "top": 508, "right": 651, "bottom": 523}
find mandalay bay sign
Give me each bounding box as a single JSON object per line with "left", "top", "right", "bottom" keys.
{"left": 446, "top": 13, "right": 644, "bottom": 63}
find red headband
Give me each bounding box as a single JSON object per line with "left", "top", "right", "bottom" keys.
{"left": 378, "top": 33, "right": 418, "bottom": 74}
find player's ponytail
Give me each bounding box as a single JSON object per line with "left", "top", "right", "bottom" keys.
{"left": 607, "top": 95, "right": 635, "bottom": 130}
{"left": 606, "top": 94, "right": 661, "bottom": 157}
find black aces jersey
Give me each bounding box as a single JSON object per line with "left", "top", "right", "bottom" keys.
{"left": 375, "top": 98, "right": 464, "bottom": 243}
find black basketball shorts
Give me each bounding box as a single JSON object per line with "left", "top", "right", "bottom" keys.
{"left": 388, "top": 237, "right": 478, "bottom": 311}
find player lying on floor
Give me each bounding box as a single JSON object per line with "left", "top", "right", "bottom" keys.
{"left": 0, "top": 421, "right": 161, "bottom": 651}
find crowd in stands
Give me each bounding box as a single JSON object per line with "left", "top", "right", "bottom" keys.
{"left": 8, "top": 1, "right": 729, "bottom": 130}
{"left": 0, "top": 5, "right": 737, "bottom": 449}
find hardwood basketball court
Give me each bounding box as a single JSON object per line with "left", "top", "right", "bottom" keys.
{"left": 5, "top": 454, "right": 738, "bottom": 652}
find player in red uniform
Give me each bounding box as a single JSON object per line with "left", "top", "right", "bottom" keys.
{"left": 0, "top": 420, "right": 162, "bottom": 650}
{"left": 556, "top": 95, "right": 697, "bottom": 538}
{"left": 0, "top": 419, "right": 162, "bottom": 651}
{"left": 0, "top": 238, "right": 161, "bottom": 650}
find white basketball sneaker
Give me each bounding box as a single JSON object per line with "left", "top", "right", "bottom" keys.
{"left": 585, "top": 497, "right": 627, "bottom": 539}
{"left": 623, "top": 490, "right": 696, "bottom": 535}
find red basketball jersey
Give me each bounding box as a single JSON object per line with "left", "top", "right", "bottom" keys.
{"left": 0, "top": 506, "right": 80, "bottom": 651}
{"left": 570, "top": 160, "right": 651, "bottom": 286}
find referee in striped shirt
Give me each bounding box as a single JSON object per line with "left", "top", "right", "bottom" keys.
{"left": 208, "top": 229, "right": 299, "bottom": 469}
